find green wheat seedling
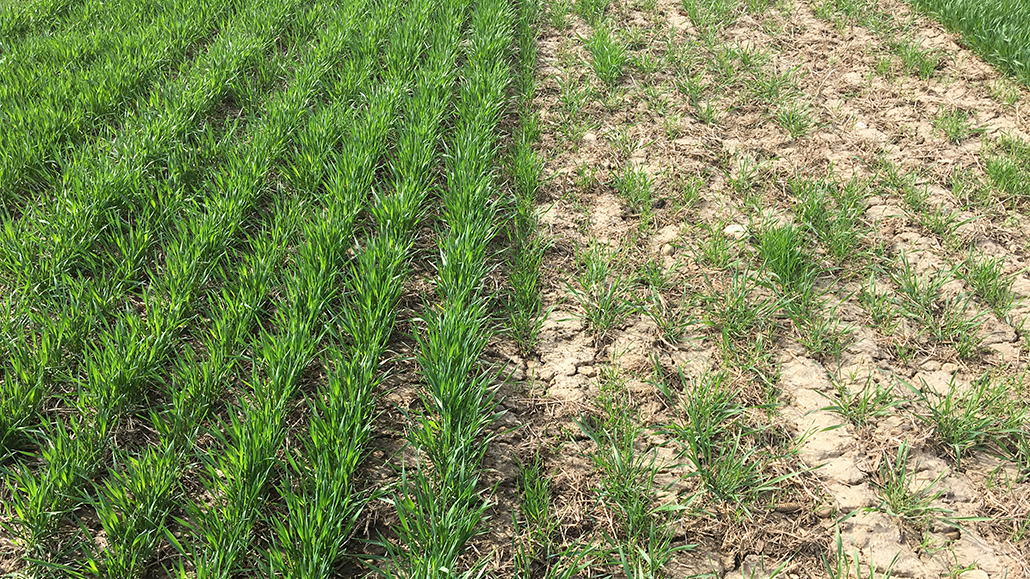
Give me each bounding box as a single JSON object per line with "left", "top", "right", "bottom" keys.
{"left": 619, "top": 25, "right": 647, "bottom": 50}
{"left": 642, "top": 87, "right": 669, "bottom": 116}
{"left": 548, "top": 0, "right": 572, "bottom": 28}
{"left": 516, "top": 0, "right": 542, "bottom": 70}
{"left": 858, "top": 282, "right": 899, "bottom": 334}
{"left": 87, "top": 446, "right": 177, "bottom": 577}
{"left": 918, "top": 205, "right": 970, "bottom": 245}
{"left": 4, "top": 414, "right": 106, "bottom": 562}
{"left": 890, "top": 255, "right": 985, "bottom": 356}
{"left": 985, "top": 152, "right": 1030, "bottom": 204}
{"left": 0, "top": 326, "right": 51, "bottom": 458}
{"left": 873, "top": 55, "right": 897, "bottom": 79}
{"left": 507, "top": 109, "right": 548, "bottom": 354}
{"left": 891, "top": 40, "right": 940, "bottom": 80}
{"left": 667, "top": 370, "right": 795, "bottom": 516}
{"left": 557, "top": 75, "right": 592, "bottom": 118}
{"left": 813, "top": 0, "right": 875, "bottom": 26}
{"left": 901, "top": 181, "right": 931, "bottom": 213}
{"left": 823, "top": 523, "right": 898, "bottom": 579}
{"left": 645, "top": 285, "right": 697, "bottom": 344}
{"left": 676, "top": 174, "right": 704, "bottom": 212}
{"left": 694, "top": 99, "right": 721, "bottom": 125}
{"left": 682, "top": 0, "right": 741, "bottom": 36}
{"left": 1015, "top": 436, "right": 1030, "bottom": 483}
{"left": 613, "top": 165, "right": 656, "bottom": 216}
{"left": 875, "top": 161, "right": 929, "bottom": 212}
{"left": 599, "top": 86, "right": 629, "bottom": 113}
{"left": 375, "top": 465, "right": 492, "bottom": 579}
{"left": 930, "top": 296, "right": 985, "bottom": 359}
{"left": 875, "top": 157, "right": 907, "bottom": 191}
{"left": 756, "top": 222, "right": 816, "bottom": 293}
{"left": 2, "top": 8, "right": 356, "bottom": 519}
{"left": 749, "top": 67, "right": 802, "bottom": 108}
{"left": 635, "top": 51, "right": 664, "bottom": 76}
{"left": 663, "top": 114, "right": 685, "bottom": 140}
{"left": 606, "top": 127, "right": 636, "bottom": 161}
{"left": 674, "top": 71, "right": 709, "bottom": 106}
{"left": 513, "top": 454, "right": 558, "bottom": 577}
{"left": 639, "top": 256, "right": 678, "bottom": 293}
{"left": 988, "top": 79, "right": 1020, "bottom": 108}
{"left": 798, "top": 310, "right": 854, "bottom": 363}
{"left": 581, "top": 372, "right": 690, "bottom": 575}
{"left": 820, "top": 373, "right": 900, "bottom": 427}
{"left": 576, "top": 0, "right": 609, "bottom": 24}
{"left": 730, "top": 43, "right": 771, "bottom": 74}
{"left": 568, "top": 243, "right": 638, "bottom": 340}
{"left": 776, "top": 101, "right": 813, "bottom": 139}
{"left": 933, "top": 107, "right": 983, "bottom": 144}
{"left": 0, "top": 0, "right": 243, "bottom": 200}
{"left": 727, "top": 152, "right": 762, "bottom": 197}
{"left": 587, "top": 25, "right": 628, "bottom": 87}
{"left": 506, "top": 248, "right": 550, "bottom": 354}
{"left": 583, "top": 422, "right": 686, "bottom": 575}
{"left": 696, "top": 221, "right": 740, "bottom": 270}
{"left": 889, "top": 251, "right": 948, "bottom": 325}
{"left": 269, "top": 349, "right": 384, "bottom": 578}
{"left": 5, "top": 0, "right": 308, "bottom": 293}
{"left": 871, "top": 441, "right": 949, "bottom": 527}
{"left": 701, "top": 267, "right": 779, "bottom": 346}
{"left": 958, "top": 251, "right": 1018, "bottom": 316}
{"left": 791, "top": 175, "right": 869, "bottom": 266}
{"left": 950, "top": 167, "right": 993, "bottom": 210}
{"left": 905, "top": 374, "right": 1027, "bottom": 469}
{"left": 711, "top": 45, "right": 741, "bottom": 81}
{"left": 385, "top": 0, "right": 514, "bottom": 572}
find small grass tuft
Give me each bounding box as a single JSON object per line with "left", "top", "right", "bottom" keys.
{"left": 958, "top": 251, "right": 1018, "bottom": 316}
{"left": 933, "top": 107, "right": 982, "bottom": 144}
{"left": 872, "top": 441, "right": 949, "bottom": 528}
{"left": 587, "top": 25, "right": 628, "bottom": 87}
{"left": 820, "top": 373, "right": 900, "bottom": 427}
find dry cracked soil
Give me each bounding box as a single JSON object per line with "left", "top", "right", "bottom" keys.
{"left": 453, "top": 0, "right": 1030, "bottom": 576}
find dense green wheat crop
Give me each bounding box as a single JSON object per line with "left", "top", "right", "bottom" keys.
{"left": 907, "top": 0, "right": 1030, "bottom": 83}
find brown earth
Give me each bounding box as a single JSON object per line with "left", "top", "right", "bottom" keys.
{"left": 461, "top": 0, "right": 1030, "bottom": 576}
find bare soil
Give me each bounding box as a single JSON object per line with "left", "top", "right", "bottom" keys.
{"left": 471, "top": 0, "right": 1030, "bottom": 576}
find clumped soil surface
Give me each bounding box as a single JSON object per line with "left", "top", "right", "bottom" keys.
{"left": 463, "top": 0, "right": 1030, "bottom": 576}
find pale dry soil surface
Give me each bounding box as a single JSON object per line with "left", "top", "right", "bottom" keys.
{"left": 487, "top": 0, "right": 1030, "bottom": 576}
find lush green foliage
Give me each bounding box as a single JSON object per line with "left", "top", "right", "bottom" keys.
{"left": 907, "top": 0, "right": 1030, "bottom": 84}
{"left": 0, "top": 0, "right": 529, "bottom": 574}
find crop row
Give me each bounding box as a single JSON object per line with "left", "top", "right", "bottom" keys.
{"left": 0, "top": 0, "right": 310, "bottom": 466}
{"left": 382, "top": 0, "right": 516, "bottom": 574}
{"left": 2, "top": 0, "right": 534, "bottom": 573}
{"left": 0, "top": 0, "right": 242, "bottom": 200}
{"left": 906, "top": 0, "right": 1030, "bottom": 83}
{"left": 2, "top": 0, "right": 367, "bottom": 570}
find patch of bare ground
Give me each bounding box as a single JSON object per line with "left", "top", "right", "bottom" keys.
{"left": 499, "top": 0, "right": 1030, "bottom": 576}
